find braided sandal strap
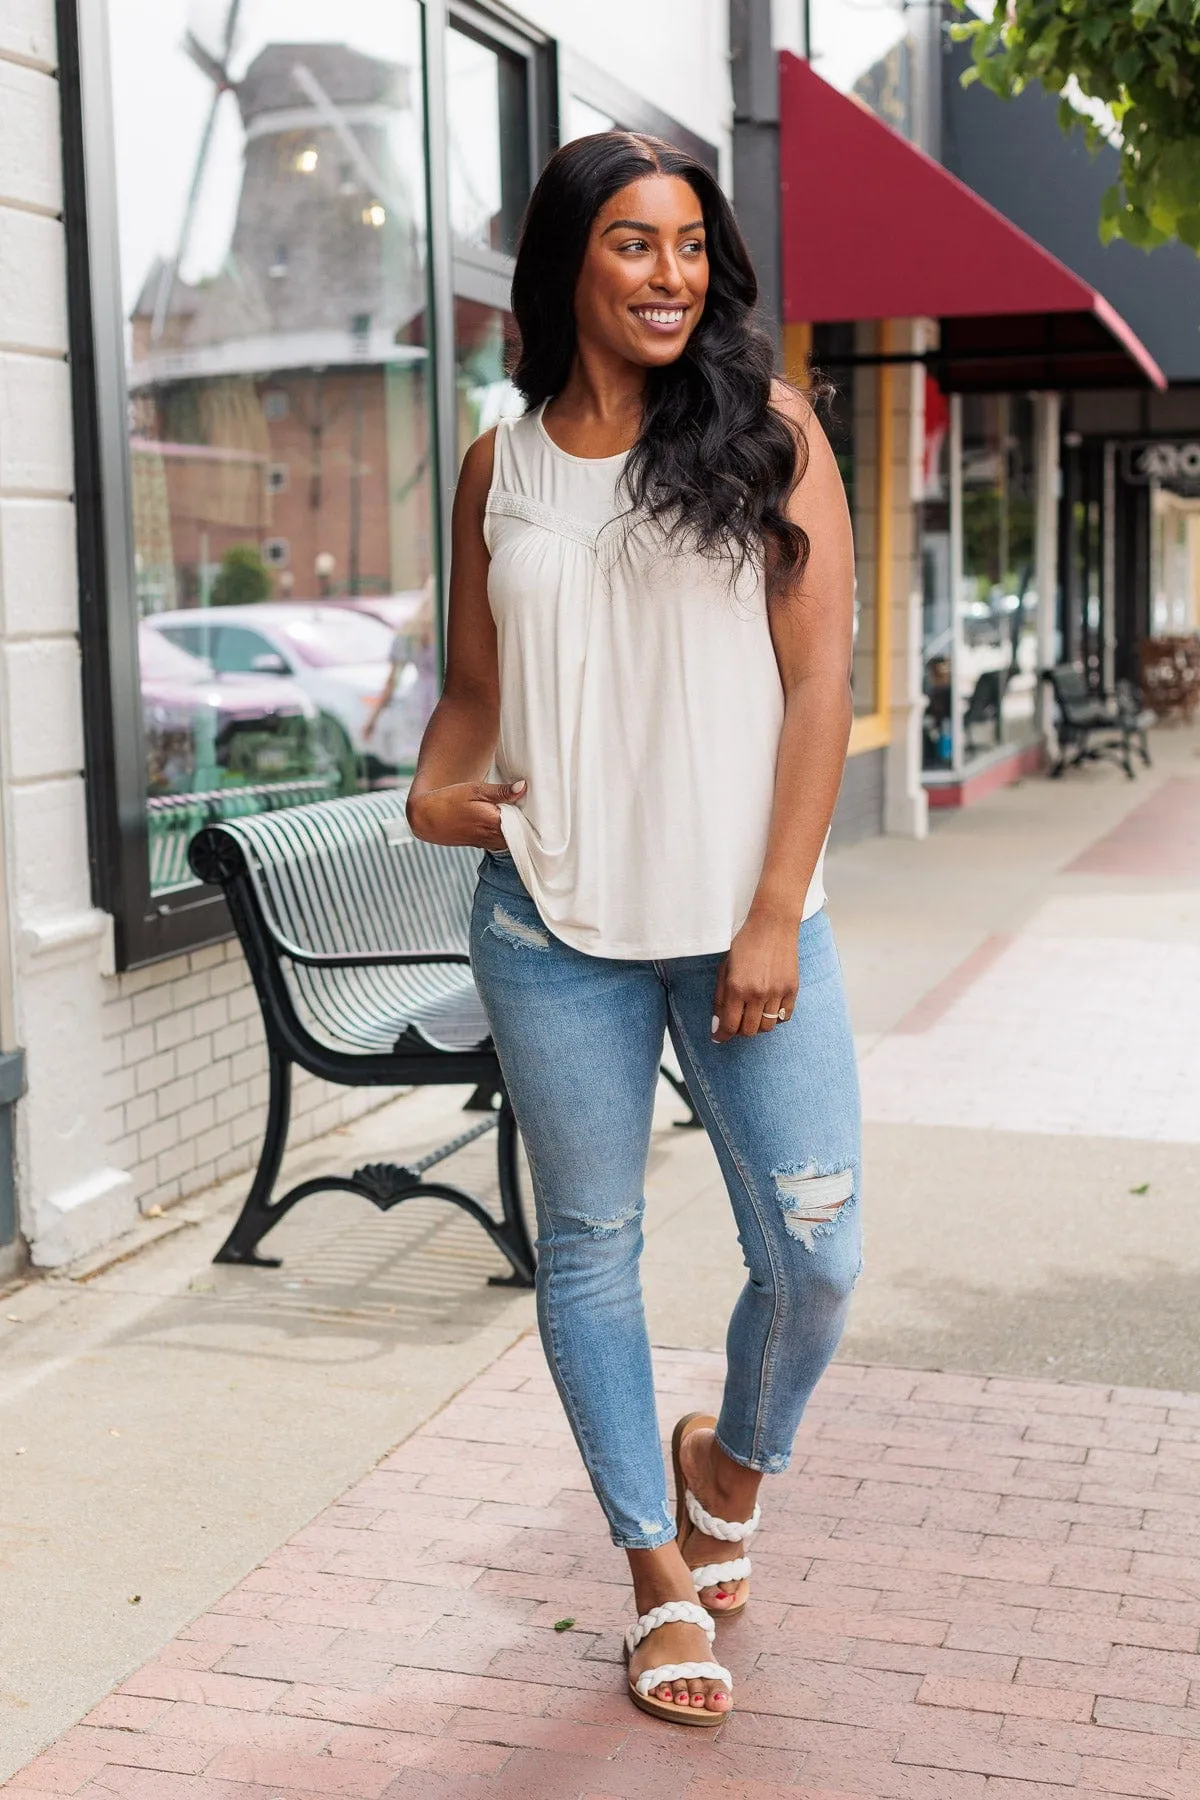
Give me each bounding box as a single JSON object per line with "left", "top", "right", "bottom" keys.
{"left": 691, "top": 1555, "right": 752, "bottom": 1591}
{"left": 634, "top": 1659, "right": 732, "bottom": 1699}
{"left": 684, "top": 1489, "right": 760, "bottom": 1542}
{"left": 624, "top": 1599, "right": 716, "bottom": 1655}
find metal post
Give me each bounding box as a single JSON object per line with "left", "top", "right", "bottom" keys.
{"left": 948, "top": 393, "right": 964, "bottom": 775}
{"left": 1034, "top": 393, "right": 1061, "bottom": 739}
{"left": 422, "top": 0, "right": 459, "bottom": 642}
{"left": 1102, "top": 439, "right": 1117, "bottom": 693}
{"left": 730, "top": 0, "right": 781, "bottom": 350}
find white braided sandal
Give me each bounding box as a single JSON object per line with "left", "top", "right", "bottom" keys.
{"left": 672, "top": 1411, "right": 759, "bottom": 1619}
{"left": 623, "top": 1599, "right": 733, "bottom": 1725}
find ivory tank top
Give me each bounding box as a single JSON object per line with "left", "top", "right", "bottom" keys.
{"left": 483, "top": 401, "right": 826, "bottom": 959}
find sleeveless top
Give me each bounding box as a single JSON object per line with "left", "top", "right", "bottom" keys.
{"left": 482, "top": 401, "right": 827, "bottom": 960}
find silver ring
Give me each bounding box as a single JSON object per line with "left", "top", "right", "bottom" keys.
{"left": 762, "top": 1009, "right": 787, "bottom": 1021}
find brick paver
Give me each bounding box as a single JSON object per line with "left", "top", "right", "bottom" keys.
{"left": 9, "top": 1335, "right": 1200, "bottom": 1798}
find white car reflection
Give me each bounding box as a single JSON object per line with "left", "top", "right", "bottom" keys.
{"left": 145, "top": 603, "right": 400, "bottom": 781}
{"left": 139, "top": 621, "right": 323, "bottom": 794}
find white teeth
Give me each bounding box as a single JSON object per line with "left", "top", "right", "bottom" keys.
{"left": 637, "top": 308, "right": 685, "bottom": 324}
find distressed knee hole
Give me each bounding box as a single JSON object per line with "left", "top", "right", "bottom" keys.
{"left": 772, "top": 1163, "right": 855, "bottom": 1251}
{"left": 561, "top": 1202, "right": 643, "bottom": 1240}
{"left": 486, "top": 903, "right": 550, "bottom": 951}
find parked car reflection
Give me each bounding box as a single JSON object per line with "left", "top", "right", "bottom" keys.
{"left": 145, "top": 603, "right": 401, "bottom": 784}
{"left": 139, "top": 621, "right": 323, "bottom": 795}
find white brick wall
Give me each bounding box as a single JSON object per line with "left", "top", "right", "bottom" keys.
{"left": 100, "top": 940, "right": 387, "bottom": 1217}
{"left": 0, "top": 2, "right": 392, "bottom": 1261}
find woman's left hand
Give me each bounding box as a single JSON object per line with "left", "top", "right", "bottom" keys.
{"left": 711, "top": 909, "right": 800, "bottom": 1042}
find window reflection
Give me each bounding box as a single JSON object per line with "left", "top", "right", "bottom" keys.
{"left": 563, "top": 94, "right": 616, "bottom": 144}
{"left": 960, "top": 393, "right": 1038, "bottom": 753}
{"left": 446, "top": 22, "right": 532, "bottom": 466}
{"left": 107, "top": 0, "right": 437, "bottom": 893}
{"left": 455, "top": 301, "right": 523, "bottom": 464}
{"left": 808, "top": 0, "right": 915, "bottom": 138}
{"left": 921, "top": 385, "right": 1038, "bottom": 773}
{"left": 446, "top": 24, "right": 530, "bottom": 257}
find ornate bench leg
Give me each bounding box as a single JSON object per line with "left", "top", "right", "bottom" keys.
{"left": 213, "top": 1047, "right": 292, "bottom": 1266}
{"left": 489, "top": 1095, "right": 537, "bottom": 1288}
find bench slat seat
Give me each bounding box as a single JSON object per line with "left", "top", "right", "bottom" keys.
{"left": 220, "top": 792, "right": 492, "bottom": 1056}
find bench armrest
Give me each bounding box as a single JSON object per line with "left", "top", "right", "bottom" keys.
{"left": 281, "top": 945, "right": 471, "bottom": 969}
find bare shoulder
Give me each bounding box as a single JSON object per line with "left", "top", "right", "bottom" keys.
{"left": 768, "top": 375, "right": 815, "bottom": 430}
{"left": 460, "top": 424, "right": 498, "bottom": 489}
{"left": 768, "top": 377, "right": 835, "bottom": 477}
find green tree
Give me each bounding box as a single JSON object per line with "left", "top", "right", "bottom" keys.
{"left": 210, "top": 543, "right": 272, "bottom": 607}
{"left": 952, "top": 0, "right": 1200, "bottom": 252}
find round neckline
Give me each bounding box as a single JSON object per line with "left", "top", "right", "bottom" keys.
{"left": 535, "top": 399, "right": 633, "bottom": 465}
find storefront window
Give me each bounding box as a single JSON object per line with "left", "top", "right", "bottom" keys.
{"left": 446, "top": 21, "right": 531, "bottom": 257}
{"left": 71, "top": 6, "right": 715, "bottom": 963}
{"left": 563, "top": 94, "right": 617, "bottom": 142}
{"left": 106, "top": 0, "right": 436, "bottom": 896}
{"left": 922, "top": 384, "right": 1038, "bottom": 774}
{"left": 455, "top": 300, "right": 521, "bottom": 459}
{"left": 961, "top": 393, "right": 1038, "bottom": 751}
{"left": 446, "top": 18, "right": 533, "bottom": 465}
{"left": 807, "top": 0, "right": 920, "bottom": 141}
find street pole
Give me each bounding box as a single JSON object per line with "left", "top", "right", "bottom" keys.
{"left": 949, "top": 394, "right": 965, "bottom": 776}
{"left": 1034, "top": 392, "right": 1061, "bottom": 742}
{"left": 730, "top": 0, "right": 781, "bottom": 354}
{"left": 1102, "top": 439, "right": 1117, "bottom": 693}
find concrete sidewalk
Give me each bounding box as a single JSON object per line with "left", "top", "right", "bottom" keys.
{"left": 2, "top": 722, "right": 1198, "bottom": 1780}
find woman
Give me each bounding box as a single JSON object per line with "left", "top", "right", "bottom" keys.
{"left": 407, "top": 131, "right": 859, "bottom": 1726}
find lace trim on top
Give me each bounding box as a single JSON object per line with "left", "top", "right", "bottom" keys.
{"left": 487, "top": 489, "right": 638, "bottom": 571}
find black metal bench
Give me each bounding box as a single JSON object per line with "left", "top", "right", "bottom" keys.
{"left": 189, "top": 790, "right": 699, "bottom": 1286}
{"left": 1043, "top": 665, "right": 1152, "bottom": 781}
{"left": 188, "top": 790, "right": 538, "bottom": 1285}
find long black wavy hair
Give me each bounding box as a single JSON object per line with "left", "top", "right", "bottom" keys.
{"left": 510, "top": 131, "right": 810, "bottom": 591}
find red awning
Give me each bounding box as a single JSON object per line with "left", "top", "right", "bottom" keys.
{"left": 779, "top": 53, "right": 1165, "bottom": 392}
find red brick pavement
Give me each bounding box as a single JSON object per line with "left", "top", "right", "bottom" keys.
{"left": 10, "top": 1336, "right": 1200, "bottom": 1798}
{"left": 1067, "top": 776, "right": 1200, "bottom": 879}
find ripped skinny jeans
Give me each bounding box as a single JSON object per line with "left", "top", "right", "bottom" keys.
{"left": 469, "top": 852, "right": 862, "bottom": 1550}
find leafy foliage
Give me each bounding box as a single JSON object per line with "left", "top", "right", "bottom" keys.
{"left": 951, "top": 0, "right": 1200, "bottom": 252}
{"left": 211, "top": 543, "right": 272, "bottom": 607}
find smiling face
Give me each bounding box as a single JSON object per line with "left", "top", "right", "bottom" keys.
{"left": 573, "top": 173, "right": 709, "bottom": 371}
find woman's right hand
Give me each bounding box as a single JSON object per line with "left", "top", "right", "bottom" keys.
{"left": 406, "top": 778, "right": 526, "bottom": 850}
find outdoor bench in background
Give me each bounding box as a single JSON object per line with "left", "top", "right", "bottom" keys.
{"left": 189, "top": 790, "right": 699, "bottom": 1286}
{"left": 1043, "top": 664, "right": 1153, "bottom": 781}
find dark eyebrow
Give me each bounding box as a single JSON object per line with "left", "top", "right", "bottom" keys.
{"left": 601, "top": 217, "right": 706, "bottom": 237}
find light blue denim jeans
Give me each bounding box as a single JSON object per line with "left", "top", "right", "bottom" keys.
{"left": 470, "top": 851, "right": 862, "bottom": 1550}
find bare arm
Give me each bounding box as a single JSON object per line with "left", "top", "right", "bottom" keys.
{"left": 406, "top": 429, "right": 525, "bottom": 848}
{"left": 711, "top": 385, "right": 855, "bottom": 1041}
{"left": 363, "top": 658, "right": 396, "bottom": 740}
